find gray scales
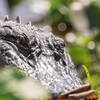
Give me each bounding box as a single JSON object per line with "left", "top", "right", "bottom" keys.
{"left": 0, "top": 16, "right": 82, "bottom": 99}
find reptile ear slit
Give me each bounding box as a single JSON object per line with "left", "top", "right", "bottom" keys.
{"left": 3, "top": 15, "right": 9, "bottom": 21}
{"left": 16, "top": 16, "right": 21, "bottom": 23}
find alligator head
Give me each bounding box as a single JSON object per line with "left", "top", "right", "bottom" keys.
{"left": 0, "top": 16, "right": 82, "bottom": 99}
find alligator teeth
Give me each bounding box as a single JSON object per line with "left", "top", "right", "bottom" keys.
{"left": 3, "top": 15, "right": 9, "bottom": 21}
{"left": 16, "top": 16, "right": 21, "bottom": 23}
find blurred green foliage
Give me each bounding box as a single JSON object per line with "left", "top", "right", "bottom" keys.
{"left": 47, "top": 0, "right": 73, "bottom": 35}
{"left": 0, "top": 68, "right": 50, "bottom": 100}
{"left": 47, "top": 0, "right": 72, "bottom": 23}
{"left": 68, "top": 44, "right": 91, "bottom": 66}
{"left": 85, "top": 2, "right": 100, "bottom": 27}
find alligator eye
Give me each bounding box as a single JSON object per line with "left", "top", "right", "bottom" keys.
{"left": 12, "top": 33, "right": 29, "bottom": 49}
{"left": 16, "top": 36, "right": 29, "bottom": 50}
{"left": 20, "top": 39, "right": 29, "bottom": 47}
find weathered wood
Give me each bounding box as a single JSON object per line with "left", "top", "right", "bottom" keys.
{"left": 0, "top": 17, "right": 82, "bottom": 99}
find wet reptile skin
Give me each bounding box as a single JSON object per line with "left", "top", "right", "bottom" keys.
{"left": 0, "top": 17, "right": 82, "bottom": 99}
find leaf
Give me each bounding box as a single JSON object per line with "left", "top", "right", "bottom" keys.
{"left": 83, "top": 65, "right": 93, "bottom": 88}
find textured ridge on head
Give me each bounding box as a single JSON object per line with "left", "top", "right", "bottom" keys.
{"left": 16, "top": 16, "right": 21, "bottom": 23}
{"left": 3, "top": 15, "right": 9, "bottom": 22}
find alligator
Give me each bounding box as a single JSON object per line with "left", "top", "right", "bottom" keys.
{"left": 0, "top": 16, "right": 97, "bottom": 100}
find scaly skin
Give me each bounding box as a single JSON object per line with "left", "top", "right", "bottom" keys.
{"left": 0, "top": 16, "right": 96, "bottom": 100}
